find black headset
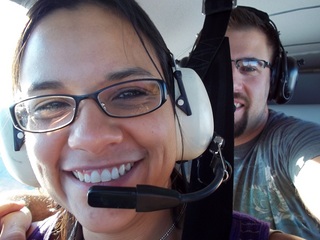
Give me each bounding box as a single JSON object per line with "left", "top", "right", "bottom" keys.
{"left": 269, "top": 45, "right": 299, "bottom": 104}
{"left": 178, "top": 6, "right": 299, "bottom": 104}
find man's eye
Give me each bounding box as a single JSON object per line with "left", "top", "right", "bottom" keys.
{"left": 239, "top": 66, "right": 258, "bottom": 72}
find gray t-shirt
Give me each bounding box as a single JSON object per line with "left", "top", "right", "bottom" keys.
{"left": 234, "top": 109, "right": 320, "bottom": 239}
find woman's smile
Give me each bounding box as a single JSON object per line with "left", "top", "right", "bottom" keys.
{"left": 72, "top": 162, "right": 134, "bottom": 183}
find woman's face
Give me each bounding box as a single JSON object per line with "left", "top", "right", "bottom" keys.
{"left": 19, "top": 4, "right": 177, "bottom": 234}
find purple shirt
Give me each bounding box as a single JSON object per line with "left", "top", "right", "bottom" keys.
{"left": 27, "top": 211, "right": 269, "bottom": 239}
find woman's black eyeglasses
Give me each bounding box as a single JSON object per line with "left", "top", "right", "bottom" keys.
{"left": 10, "top": 79, "right": 168, "bottom": 133}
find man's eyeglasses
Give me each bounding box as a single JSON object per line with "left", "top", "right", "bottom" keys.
{"left": 10, "top": 79, "right": 168, "bottom": 133}
{"left": 231, "top": 58, "right": 272, "bottom": 77}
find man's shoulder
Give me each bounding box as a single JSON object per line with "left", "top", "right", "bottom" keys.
{"left": 267, "top": 109, "right": 320, "bottom": 133}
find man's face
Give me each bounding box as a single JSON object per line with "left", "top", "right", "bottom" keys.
{"left": 226, "top": 28, "right": 273, "bottom": 145}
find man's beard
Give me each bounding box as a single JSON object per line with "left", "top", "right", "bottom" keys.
{"left": 234, "top": 107, "right": 248, "bottom": 138}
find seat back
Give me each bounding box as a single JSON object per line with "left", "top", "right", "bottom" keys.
{"left": 269, "top": 104, "right": 320, "bottom": 124}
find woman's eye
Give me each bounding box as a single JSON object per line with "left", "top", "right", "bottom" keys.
{"left": 116, "top": 88, "right": 148, "bottom": 99}
{"left": 32, "top": 100, "right": 72, "bottom": 119}
{"left": 99, "top": 81, "right": 161, "bottom": 113}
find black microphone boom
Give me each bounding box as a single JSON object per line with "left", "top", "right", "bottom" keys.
{"left": 87, "top": 140, "right": 229, "bottom": 212}
{"left": 88, "top": 185, "right": 182, "bottom": 212}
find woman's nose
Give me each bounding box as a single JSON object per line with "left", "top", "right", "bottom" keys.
{"left": 67, "top": 100, "right": 123, "bottom": 154}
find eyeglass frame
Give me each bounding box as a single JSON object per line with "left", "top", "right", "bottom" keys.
{"left": 10, "top": 78, "right": 168, "bottom": 133}
{"left": 231, "top": 57, "right": 272, "bottom": 76}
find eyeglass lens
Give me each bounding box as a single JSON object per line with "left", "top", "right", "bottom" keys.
{"left": 233, "top": 59, "right": 270, "bottom": 76}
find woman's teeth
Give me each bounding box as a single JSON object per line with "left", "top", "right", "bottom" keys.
{"left": 73, "top": 163, "right": 134, "bottom": 183}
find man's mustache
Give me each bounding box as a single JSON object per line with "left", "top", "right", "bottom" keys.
{"left": 234, "top": 93, "right": 249, "bottom": 105}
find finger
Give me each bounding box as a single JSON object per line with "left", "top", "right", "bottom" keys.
{"left": 0, "top": 201, "right": 25, "bottom": 216}
{"left": 0, "top": 207, "right": 32, "bottom": 240}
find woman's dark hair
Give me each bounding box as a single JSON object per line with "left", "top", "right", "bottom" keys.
{"left": 12, "top": 0, "right": 179, "bottom": 238}
{"left": 228, "top": 6, "right": 281, "bottom": 63}
{"left": 12, "top": 0, "right": 175, "bottom": 95}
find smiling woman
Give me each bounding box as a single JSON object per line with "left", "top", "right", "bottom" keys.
{"left": 0, "top": 1, "right": 31, "bottom": 192}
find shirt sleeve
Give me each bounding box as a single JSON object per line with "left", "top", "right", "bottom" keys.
{"left": 230, "top": 211, "right": 270, "bottom": 240}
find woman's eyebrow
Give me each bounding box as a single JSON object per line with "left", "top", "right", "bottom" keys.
{"left": 26, "top": 67, "right": 155, "bottom": 94}
{"left": 106, "top": 67, "right": 155, "bottom": 81}
{"left": 27, "top": 81, "right": 64, "bottom": 94}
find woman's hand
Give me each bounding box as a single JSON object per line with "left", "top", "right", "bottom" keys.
{"left": 0, "top": 201, "right": 32, "bottom": 240}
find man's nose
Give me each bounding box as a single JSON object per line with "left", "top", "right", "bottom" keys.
{"left": 231, "top": 64, "right": 244, "bottom": 92}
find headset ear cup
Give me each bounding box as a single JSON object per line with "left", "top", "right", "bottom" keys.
{"left": 274, "top": 56, "right": 299, "bottom": 104}
{"left": 284, "top": 56, "right": 298, "bottom": 100}
{"left": 0, "top": 107, "right": 40, "bottom": 187}
{"left": 175, "top": 68, "right": 214, "bottom": 160}
{"left": 269, "top": 55, "right": 281, "bottom": 101}
{"left": 270, "top": 53, "right": 298, "bottom": 104}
